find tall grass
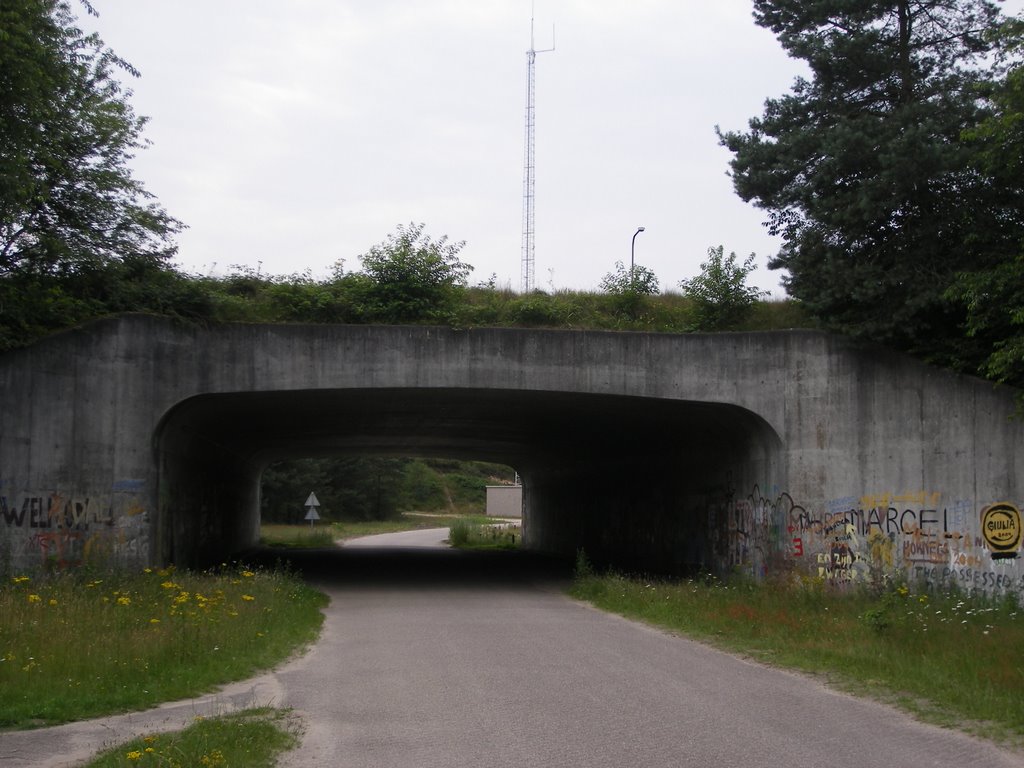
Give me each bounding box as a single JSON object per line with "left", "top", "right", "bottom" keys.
{"left": 448, "top": 521, "right": 521, "bottom": 550}
{"left": 0, "top": 566, "right": 326, "bottom": 728}
{"left": 571, "top": 572, "right": 1024, "bottom": 743}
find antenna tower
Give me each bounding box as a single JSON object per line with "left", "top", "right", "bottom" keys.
{"left": 520, "top": 7, "right": 554, "bottom": 293}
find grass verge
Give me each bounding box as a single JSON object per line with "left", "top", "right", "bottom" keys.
{"left": 260, "top": 513, "right": 501, "bottom": 548}
{"left": 570, "top": 568, "right": 1024, "bottom": 746}
{"left": 448, "top": 520, "right": 521, "bottom": 550}
{"left": 259, "top": 524, "right": 336, "bottom": 548}
{"left": 258, "top": 514, "right": 501, "bottom": 548}
{"left": 82, "top": 707, "right": 298, "bottom": 768}
{"left": 1, "top": 565, "right": 327, "bottom": 729}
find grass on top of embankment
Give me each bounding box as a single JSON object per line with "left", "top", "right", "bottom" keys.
{"left": 0, "top": 565, "right": 326, "bottom": 729}
{"left": 571, "top": 567, "right": 1024, "bottom": 746}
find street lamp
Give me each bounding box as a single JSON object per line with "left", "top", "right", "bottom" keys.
{"left": 631, "top": 226, "right": 645, "bottom": 286}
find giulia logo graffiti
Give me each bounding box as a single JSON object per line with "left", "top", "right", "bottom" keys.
{"left": 981, "top": 502, "right": 1021, "bottom": 559}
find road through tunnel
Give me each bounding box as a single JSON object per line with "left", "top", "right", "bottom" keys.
{"left": 154, "top": 387, "right": 784, "bottom": 573}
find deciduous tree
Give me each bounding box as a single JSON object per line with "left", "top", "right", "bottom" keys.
{"left": 0, "top": 0, "right": 182, "bottom": 277}
{"left": 349, "top": 222, "right": 470, "bottom": 324}
{"left": 680, "top": 246, "right": 769, "bottom": 331}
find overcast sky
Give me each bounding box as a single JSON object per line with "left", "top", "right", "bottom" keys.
{"left": 85, "top": 1, "right": 1023, "bottom": 297}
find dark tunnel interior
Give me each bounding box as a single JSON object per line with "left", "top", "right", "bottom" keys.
{"left": 154, "top": 388, "right": 783, "bottom": 572}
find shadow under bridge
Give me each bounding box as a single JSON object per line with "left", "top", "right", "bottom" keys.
{"left": 155, "top": 386, "right": 783, "bottom": 572}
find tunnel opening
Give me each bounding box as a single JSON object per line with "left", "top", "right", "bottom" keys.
{"left": 258, "top": 454, "right": 520, "bottom": 530}
{"left": 154, "top": 388, "right": 784, "bottom": 575}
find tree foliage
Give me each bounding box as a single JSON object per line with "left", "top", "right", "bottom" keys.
{"left": 599, "top": 260, "right": 660, "bottom": 296}
{"left": 348, "top": 222, "right": 471, "bottom": 324}
{"left": 680, "top": 246, "right": 769, "bottom": 331}
{"left": 0, "top": 0, "right": 187, "bottom": 349}
{"left": 718, "top": 0, "right": 1019, "bottom": 368}
{"left": 0, "top": 0, "right": 182, "bottom": 276}
{"left": 598, "top": 260, "right": 660, "bottom": 319}
{"left": 259, "top": 456, "right": 515, "bottom": 523}
{"left": 950, "top": 18, "right": 1024, "bottom": 388}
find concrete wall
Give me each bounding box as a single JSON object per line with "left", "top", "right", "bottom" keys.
{"left": 0, "top": 315, "right": 1021, "bottom": 596}
{"left": 485, "top": 486, "right": 522, "bottom": 518}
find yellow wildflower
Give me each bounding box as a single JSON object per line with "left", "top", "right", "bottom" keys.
{"left": 241, "top": 594, "right": 255, "bottom": 601}
{"left": 27, "top": 594, "right": 41, "bottom": 603}
{"left": 241, "top": 570, "right": 255, "bottom": 578}
{"left": 200, "top": 749, "right": 225, "bottom": 766}
{"left": 126, "top": 750, "right": 142, "bottom": 760}
{"left": 117, "top": 596, "right": 131, "bottom": 606}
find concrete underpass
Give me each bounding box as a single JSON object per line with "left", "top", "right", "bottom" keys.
{"left": 156, "top": 387, "right": 781, "bottom": 572}
{"left": 2, "top": 315, "right": 1022, "bottom": 595}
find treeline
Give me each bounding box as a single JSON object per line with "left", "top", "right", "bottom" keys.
{"left": 261, "top": 456, "right": 515, "bottom": 523}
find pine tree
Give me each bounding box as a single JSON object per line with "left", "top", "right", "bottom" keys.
{"left": 718, "top": 0, "right": 1016, "bottom": 367}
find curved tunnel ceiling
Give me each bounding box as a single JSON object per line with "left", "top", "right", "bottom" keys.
{"left": 156, "top": 387, "right": 783, "bottom": 472}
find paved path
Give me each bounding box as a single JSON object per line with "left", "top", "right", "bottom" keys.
{"left": 4, "top": 531, "right": 1024, "bottom": 767}
{"left": 340, "top": 526, "right": 450, "bottom": 549}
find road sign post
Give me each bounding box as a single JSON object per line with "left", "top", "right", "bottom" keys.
{"left": 304, "top": 491, "right": 321, "bottom": 528}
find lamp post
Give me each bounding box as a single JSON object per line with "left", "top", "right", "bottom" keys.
{"left": 631, "top": 226, "right": 645, "bottom": 287}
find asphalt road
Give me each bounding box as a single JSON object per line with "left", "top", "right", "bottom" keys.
{"left": 5, "top": 531, "right": 1024, "bottom": 767}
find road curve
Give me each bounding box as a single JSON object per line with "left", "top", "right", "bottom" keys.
{"left": 4, "top": 532, "right": 1022, "bottom": 768}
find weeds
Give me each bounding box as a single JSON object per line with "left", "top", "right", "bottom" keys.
{"left": 0, "top": 565, "right": 326, "bottom": 728}
{"left": 82, "top": 707, "right": 298, "bottom": 768}
{"left": 448, "top": 518, "right": 474, "bottom": 547}
{"left": 448, "top": 521, "right": 520, "bottom": 550}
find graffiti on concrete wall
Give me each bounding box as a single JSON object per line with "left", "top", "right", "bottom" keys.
{"left": 981, "top": 502, "right": 1021, "bottom": 560}
{"left": 704, "top": 485, "right": 1022, "bottom": 595}
{"left": 783, "top": 492, "right": 1023, "bottom": 594}
{"left": 710, "top": 484, "right": 804, "bottom": 578}
{"left": 0, "top": 481, "right": 148, "bottom": 568}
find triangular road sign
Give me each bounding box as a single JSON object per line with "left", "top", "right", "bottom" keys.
{"left": 305, "top": 492, "right": 320, "bottom": 508}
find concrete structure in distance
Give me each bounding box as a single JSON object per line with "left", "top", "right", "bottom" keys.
{"left": 1, "top": 315, "right": 1021, "bottom": 595}
{"left": 485, "top": 486, "right": 523, "bottom": 518}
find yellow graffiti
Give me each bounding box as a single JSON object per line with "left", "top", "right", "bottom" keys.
{"left": 981, "top": 502, "right": 1021, "bottom": 559}
{"left": 868, "top": 529, "right": 894, "bottom": 568}
{"left": 859, "top": 491, "right": 941, "bottom": 510}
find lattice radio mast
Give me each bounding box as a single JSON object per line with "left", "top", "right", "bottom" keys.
{"left": 520, "top": 6, "right": 554, "bottom": 293}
